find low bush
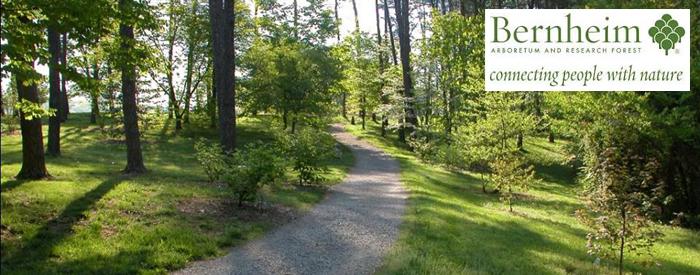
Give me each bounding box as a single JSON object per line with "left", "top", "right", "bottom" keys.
{"left": 279, "top": 127, "right": 335, "bottom": 185}
{"left": 194, "top": 138, "right": 227, "bottom": 183}
{"left": 224, "top": 142, "right": 286, "bottom": 206}
{"left": 1, "top": 115, "right": 20, "bottom": 134}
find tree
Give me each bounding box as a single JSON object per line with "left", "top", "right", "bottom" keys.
{"left": 394, "top": 0, "right": 418, "bottom": 141}
{"left": 490, "top": 154, "right": 535, "bottom": 212}
{"left": 47, "top": 28, "right": 62, "bottom": 156}
{"left": 4, "top": 0, "right": 51, "bottom": 179}
{"left": 375, "top": 0, "right": 389, "bottom": 136}
{"left": 148, "top": 0, "right": 210, "bottom": 131}
{"left": 338, "top": 33, "right": 381, "bottom": 131}
{"left": 209, "top": 0, "right": 236, "bottom": 152}
{"left": 576, "top": 147, "right": 663, "bottom": 275}
{"left": 119, "top": 0, "right": 147, "bottom": 174}
{"left": 60, "top": 33, "right": 69, "bottom": 122}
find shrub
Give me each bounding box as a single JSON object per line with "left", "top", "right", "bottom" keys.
{"left": 407, "top": 137, "right": 440, "bottom": 164}
{"left": 224, "top": 142, "right": 285, "bottom": 206}
{"left": 98, "top": 112, "right": 124, "bottom": 140}
{"left": 489, "top": 155, "right": 535, "bottom": 212}
{"left": 194, "top": 138, "right": 226, "bottom": 183}
{"left": 279, "top": 127, "right": 335, "bottom": 185}
{"left": 1, "top": 115, "right": 20, "bottom": 135}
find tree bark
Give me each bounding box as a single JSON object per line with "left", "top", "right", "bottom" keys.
{"left": 376, "top": 0, "right": 388, "bottom": 137}
{"left": 15, "top": 62, "right": 50, "bottom": 179}
{"left": 335, "top": 0, "right": 340, "bottom": 42}
{"left": 619, "top": 208, "right": 626, "bottom": 275}
{"left": 395, "top": 0, "right": 418, "bottom": 141}
{"left": 48, "top": 27, "right": 61, "bottom": 156}
{"left": 384, "top": 0, "right": 398, "bottom": 66}
{"left": 60, "top": 33, "right": 69, "bottom": 122}
{"left": 209, "top": 0, "right": 236, "bottom": 152}
{"left": 90, "top": 61, "right": 100, "bottom": 124}
{"left": 209, "top": 65, "right": 217, "bottom": 128}
{"left": 120, "top": 0, "right": 147, "bottom": 174}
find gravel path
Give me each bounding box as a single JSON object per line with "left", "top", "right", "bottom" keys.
{"left": 174, "top": 124, "right": 407, "bottom": 275}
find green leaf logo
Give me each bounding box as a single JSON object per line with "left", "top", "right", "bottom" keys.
{"left": 649, "top": 14, "right": 685, "bottom": 55}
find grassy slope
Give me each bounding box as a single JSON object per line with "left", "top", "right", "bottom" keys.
{"left": 0, "top": 114, "right": 353, "bottom": 274}
{"left": 343, "top": 122, "right": 700, "bottom": 275}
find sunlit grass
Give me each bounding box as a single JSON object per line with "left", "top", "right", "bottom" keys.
{"left": 343, "top": 120, "right": 700, "bottom": 275}
{"left": 0, "top": 114, "right": 353, "bottom": 274}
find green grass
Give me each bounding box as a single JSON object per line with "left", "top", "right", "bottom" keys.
{"left": 0, "top": 113, "right": 353, "bottom": 274}
{"left": 342, "top": 121, "right": 700, "bottom": 275}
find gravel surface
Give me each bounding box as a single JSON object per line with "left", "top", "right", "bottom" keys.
{"left": 174, "top": 124, "right": 407, "bottom": 275}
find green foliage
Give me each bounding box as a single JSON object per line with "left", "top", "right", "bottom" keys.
{"left": 224, "top": 142, "right": 286, "bottom": 206}
{"left": 97, "top": 111, "right": 123, "bottom": 140}
{"left": 241, "top": 40, "right": 341, "bottom": 126}
{"left": 576, "top": 147, "right": 664, "bottom": 272}
{"left": 342, "top": 121, "right": 700, "bottom": 275}
{"left": 407, "top": 137, "right": 440, "bottom": 164}
{"left": 0, "top": 114, "right": 355, "bottom": 274}
{"left": 194, "top": 138, "right": 226, "bottom": 183}
{"left": 335, "top": 32, "right": 382, "bottom": 127}
{"left": 13, "top": 99, "right": 56, "bottom": 120}
{"left": 457, "top": 92, "right": 535, "bottom": 172}
{"left": 1, "top": 116, "right": 20, "bottom": 134}
{"left": 278, "top": 127, "right": 335, "bottom": 185}
{"left": 490, "top": 155, "right": 535, "bottom": 212}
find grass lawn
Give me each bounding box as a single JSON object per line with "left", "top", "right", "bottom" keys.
{"left": 342, "top": 121, "right": 700, "bottom": 275}
{"left": 0, "top": 113, "right": 353, "bottom": 274}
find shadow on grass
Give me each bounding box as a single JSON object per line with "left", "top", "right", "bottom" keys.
{"left": 1, "top": 176, "right": 125, "bottom": 271}
{"left": 0, "top": 179, "right": 29, "bottom": 193}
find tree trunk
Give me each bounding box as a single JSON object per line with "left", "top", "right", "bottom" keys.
{"left": 395, "top": 0, "right": 418, "bottom": 141}
{"left": 548, "top": 131, "right": 555, "bottom": 143}
{"left": 517, "top": 133, "right": 523, "bottom": 149}
{"left": 209, "top": 66, "right": 217, "bottom": 128}
{"left": 60, "top": 33, "right": 69, "bottom": 122}
{"left": 15, "top": 60, "right": 50, "bottom": 179}
{"left": 619, "top": 208, "right": 626, "bottom": 275}
{"left": 90, "top": 94, "right": 99, "bottom": 124}
{"left": 384, "top": 0, "right": 398, "bottom": 66}
{"left": 47, "top": 27, "right": 61, "bottom": 156}
{"left": 120, "top": 0, "right": 147, "bottom": 174}
{"left": 333, "top": 0, "right": 341, "bottom": 42}
{"left": 90, "top": 61, "right": 101, "bottom": 124}
{"left": 209, "top": 0, "right": 236, "bottom": 152}
{"left": 376, "top": 0, "right": 388, "bottom": 137}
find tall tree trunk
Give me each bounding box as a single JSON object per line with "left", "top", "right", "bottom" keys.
{"left": 460, "top": 0, "right": 468, "bottom": 16}
{"left": 209, "top": 0, "right": 236, "bottom": 152}
{"left": 120, "top": 0, "right": 147, "bottom": 174}
{"left": 384, "top": 0, "right": 398, "bottom": 66}
{"left": 395, "top": 0, "right": 417, "bottom": 141}
{"left": 376, "top": 0, "right": 388, "bottom": 137}
{"left": 90, "top": 94, "right": 99, "bottom": 124}
{"left": 619, "top": 208, "right": 626, "bottom": 275}
{"left": 167, "top": 0, "right": 181, "bottom": 130}
{"left": 209, "top": 65, "right": 217, "bottom": 128}
{"left": 293, "top": 0, "right": 298, "bottom": 39}
{"left": 335, "top": 0, "right": 340, "bottom": 42}
{"left": 90, "top": 62, "right": 100, "bottom": 124}
{"left": 335, "top": 0, "right": 347, "bottom": 119}
{"left": 60, "top": 33, "right": 69, "bottom": 122}
{"left": 16, "top": 72, "right": 50, "bottom": 179}
{"left": 47, "top": 28, "right": 61, "bottom": 156}
{"left": 15, "top": 57, "right": 51, "bottom": 179}
{"left": 0, "top": 6, "right": 3, "bottom": 118}
{"left": 11, "top": 18, "right": 51, "bottom": 179}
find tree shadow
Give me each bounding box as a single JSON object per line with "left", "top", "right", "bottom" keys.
{"left": 0, "top": 179, "right": 30, "bottom": 193}
{"left": 1, "top": 176, "right": 125, "bottom": 271}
